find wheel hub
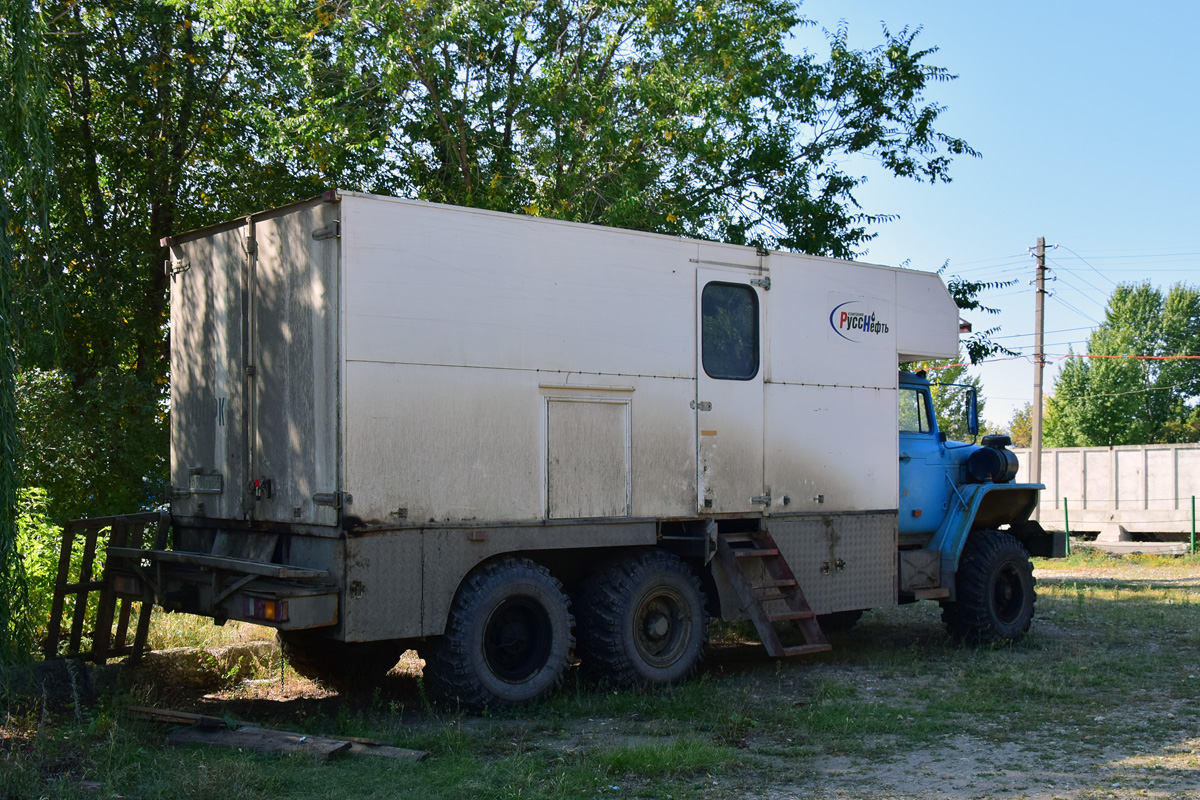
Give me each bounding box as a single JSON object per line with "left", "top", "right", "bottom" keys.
{"left": 644, "top": 612, "right": 670, "bottom": 640}
{"left": 633, "top": 590, "right": 689, "bottom": 667}
{"left": 483, "top": 596, "right": 553, "bottom": 684}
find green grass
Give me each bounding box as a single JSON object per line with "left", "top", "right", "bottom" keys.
{"left": 6, "top": 555, "right": 1200, "bottom": 799}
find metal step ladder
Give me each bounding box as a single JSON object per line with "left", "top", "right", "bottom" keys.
{"left": 44, "top": 512, "right": 167, "bottom": 664}
{"left": 714, "top": 529, "right": 831, "bottom": 657}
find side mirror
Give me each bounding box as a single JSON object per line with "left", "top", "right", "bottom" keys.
{"left": 967, "top": 388, "right": 979, "bottom": 438}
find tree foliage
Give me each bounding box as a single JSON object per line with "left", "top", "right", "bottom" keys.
{"left": 1, "top": 0, "right": 55, "bottom": 662}
{"left": 907, "top": 348, "right": 988, "bottom": 441}
{"left": 940, "top": 265, "right": 1017, "bottom": 364}
{"left": 17, "top": 0, "right": 977, "bottom": 526}
{"left": 1044, "top": 282, "right": 1200, "bottom": 447}
{"left": 1006, "top": 401, "right": 1032, "bottom": 448}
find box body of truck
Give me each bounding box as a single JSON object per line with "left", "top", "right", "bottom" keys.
{"left": 162, "top": 191, "right": 960, "bottom": 643}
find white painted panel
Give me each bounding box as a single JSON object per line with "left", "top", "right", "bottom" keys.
{"left": 764, "top": 383, "right": 898, "bottom": 512}
{"left": 344, "top": 361, "right": 543, "bottom": 523}
{"left": 1116, "top": 449, "right": 1144, "bottom": 509}
{"left": 251, "top": 201, "right": 340, "bottom": 526}
{"left": 546, "top": 398, "right": 630, "bottom": 519}
{"left": 1056, "top": 450, "right": 1084, "bottom": 509}
{"left": 696, "top": 268, "right": 765, "bottom": 514}
{"left": 1177, "top": 448, "right": 1200, "bottom": 502}
{"left": 894, "top": 268, "right": 960, "bottom": 361}
{"left": 1084, "top": 449, "right": 1112, "bottom": 509}
{"left": 764, "top": 257, "right": 897, "bottom": 388}
{"left": 344, "top": 361, "right": 697, "bottom": 524}
{"left": 1146, "top": 449, "right": 1174, "bottom": 510}
{"left": 340, "top": 195, "right": 695, "bottom": 377}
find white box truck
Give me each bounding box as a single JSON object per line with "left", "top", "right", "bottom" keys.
{"left": 54, "top": 191, "right": 1061, "bottom": 710}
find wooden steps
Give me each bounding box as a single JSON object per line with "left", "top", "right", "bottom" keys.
{"left": 714, "top": 529, "right": 831, "bottom": 658}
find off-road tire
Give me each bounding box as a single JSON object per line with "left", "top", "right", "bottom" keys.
{"left": 424, "top": 557, "right": 574, "bottom": 712}
{"left": 577, "top": 550, "right": 708, "bottom": 688}
{"left": 941, "top": 530, "right": 1036, "bottom": 643}
{"left": 816, "top": 609, "right": 865, "bottom": 633}
{"left": 276, "top": 630, "right": 401, "bottom": 690}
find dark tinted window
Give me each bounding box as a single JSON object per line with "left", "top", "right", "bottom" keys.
{"left": 702, "top": 282, "right": 759, "bottom": 380}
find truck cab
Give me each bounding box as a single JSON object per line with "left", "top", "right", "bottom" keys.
{"left": 896, "top": 369, "right": 1064, "bottom": 640}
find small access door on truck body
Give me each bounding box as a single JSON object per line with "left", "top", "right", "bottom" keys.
{"left": 695, "top": 266, "right": 767, "bottom": 514}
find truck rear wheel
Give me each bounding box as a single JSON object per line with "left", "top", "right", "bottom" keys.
{"left": 577, "top": 550, "right": 707, "bottom": 687}
{"left": 942, "top": 531, "right": 1036, "bottom": 643}
{"left": 424, "top": 557, "right": 574, "bottom": 712}
{"left": 276, "top": 631, "right": 401, "bottom": 690}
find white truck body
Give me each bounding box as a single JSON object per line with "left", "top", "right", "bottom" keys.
{"left": 162, "top": 191, "right": 965, "bottom": 650}
{"left": 169, "top": 191, "right": 957, "bottom": 527}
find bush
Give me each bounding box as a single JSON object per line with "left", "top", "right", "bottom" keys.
{"left": 16, "top": 487, "right": 65, "bottom": 653}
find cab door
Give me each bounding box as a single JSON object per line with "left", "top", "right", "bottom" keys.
{"left": 695, "top": 270, "right": 766, "bottom": 514}
{"left": 898, "top": 385, "right": 953, "bottom": 535}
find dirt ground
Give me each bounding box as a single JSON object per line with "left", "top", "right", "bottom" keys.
{"left": 139, "top": 561, "right": 1200, "bottom": 800}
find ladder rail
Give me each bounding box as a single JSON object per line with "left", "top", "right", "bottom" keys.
{"left": 44, "top": 512, "right": 163, "bottom": 663}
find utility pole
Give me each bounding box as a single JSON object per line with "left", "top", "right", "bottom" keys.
{"left": 1031, "top": 237, "right": 1047, "bottom": 490}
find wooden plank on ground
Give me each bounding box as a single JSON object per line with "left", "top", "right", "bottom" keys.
{"left": 345, "top": 741, "right": 428, "bottom": 761}
{"left": 166, "top": 725, "right": 352, "bottom": 760}
{"left": 127, "top": 705, "right": 228, "bottom": 729}
{"left": 135, "top": 705, "right": 429, "bottom": 761}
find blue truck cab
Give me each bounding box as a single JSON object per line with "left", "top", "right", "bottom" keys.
{"left": 896, "top": 370, "right": 1065, "bottom": 641}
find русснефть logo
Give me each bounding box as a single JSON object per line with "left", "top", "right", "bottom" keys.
{"left": 830, "top": 301, "right": 889, "bottom": 342}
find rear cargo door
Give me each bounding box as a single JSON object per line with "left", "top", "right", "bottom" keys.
{"left": 695, "top": 268, "right": 766, "bottom": 514}
{"left": 246, "top": 200, "right": 342, "bottom": 526}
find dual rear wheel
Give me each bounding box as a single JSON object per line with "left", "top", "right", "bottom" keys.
{"left": 424, "top": 551, "right": 707, "bottom": 711}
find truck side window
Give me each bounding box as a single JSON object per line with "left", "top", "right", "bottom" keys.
{"left": 701, "top": 282, "right": 759, "bottom": 380}
{"left": 898, "top": 388, "right": 933, "bottom": 434}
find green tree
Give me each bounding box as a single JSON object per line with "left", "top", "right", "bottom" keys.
{"left": 23, "top": 0, "right": 979, "bottom": 524}
{"left": 1007, "top": 401, "right": 1032, "bottom": 448}
{"left": 234, "top": 0, "right": 978, "bottom": 256}
{"left": 1, "top": 0, "right": 56, "bottom": 662}
{"left": 1044, "top": 282, "right": 1200, "bottom": 446}
{"left": 21, "top": 0, "right": 401, "bottom": 521}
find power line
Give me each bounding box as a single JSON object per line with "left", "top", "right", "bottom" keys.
{"left": 1050, "top": 294, "right": 1102, "bottom": 325}
{"left": 1057, "top": 245, "right": 1121, "bottom": 288}
{"left": 991, "top": 326, "right": 1095, "bottom": 340}
{"left": 1054, "top": 380, "right": 1196, "bottom": 402}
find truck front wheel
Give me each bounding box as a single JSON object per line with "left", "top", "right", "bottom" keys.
{"left": 424, "top": 557, "right": 574, "bottom": 712}
{"left": 577, "top": 551, "right": 707, "bottom": 687}
{"left": 942, "top": 531, "right": 1036, "bottom": 643}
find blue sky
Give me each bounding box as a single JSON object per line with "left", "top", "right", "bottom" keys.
{"left": 790, "top": 1, "right": 1200, "bottom": 426}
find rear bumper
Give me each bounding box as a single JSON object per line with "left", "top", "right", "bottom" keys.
{"left": 107, "top": 546, "right": 339, "bottom": 629}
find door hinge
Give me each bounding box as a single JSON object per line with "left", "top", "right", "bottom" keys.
{"left": 750, "top": 492, "right": 771, "bottom": 505}
{"left": 750, "top": 276, "right": 771, "bottom": 291}
{"left": 690, "top": 400, "right": 712, "bottom": 411}
{"left": 164, "top": 257, "right": 190, "bottom": 277}
{"left": 312, "top": 220, "right": 340, "bottom": 240}
{"left": 313, "top": 491, "right": 351, "bottom": 508}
